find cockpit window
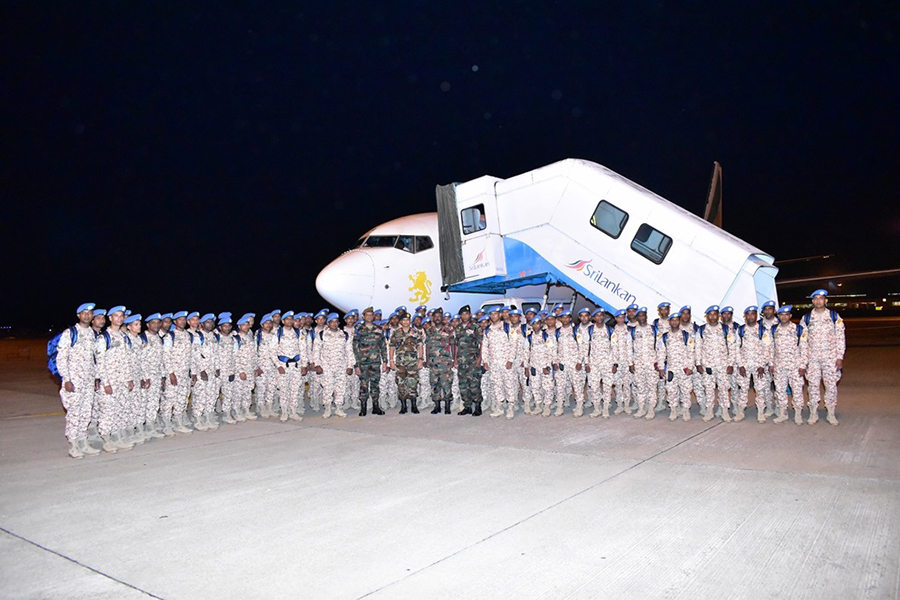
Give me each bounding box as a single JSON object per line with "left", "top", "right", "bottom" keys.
{"left": 362, "top": 235, "right": 398, "bottom": 248}
{"left": 415, "top": 236, "right": 434, "bottom": 252}
{"left": 353, "top": 237, "right": 367, "bottom": 248}
{"left": 395, "top": 235, "right": 414, "bottom": 253}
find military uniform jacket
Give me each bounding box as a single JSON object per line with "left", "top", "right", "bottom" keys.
{"left": 695, "top": 322, "right": 736, "bottom": 369}
{"left": 454, "top": 321, "right": 482, "bottom": 364}
{"left": 163, "top": 328, "right": 193, "bottom": 376}
{"left": 737, "top": 322, "right": 773, "bottom": 369}
{"left": 390, "top": 327, "right": 422, "bottom": 365}
{"left": 804, "top": 309, "right": 846, "bottom": 363}
{"left": 527, "top": 329, "right": 556, "bottom": 371}
{"left": 190, "top": 329, "right": 218, "bottom": 377}
{"left": 610, "top": 324, "right": 634, "bottom": 367}
{"left": 274, "top": 325, "right": 305, "bottom": 369}
{"left": 353, "top": 323, "right": 387, "bottom": 366}
{"left": 234, "top": 330, "right": 257, "bottom": 375}
{"left": 772, "top": 321, "right": 808, "bottom": 368}
{"left": 96, "top": 328, "right": 133, "bottom": 387}
{"left": 315, "top": 328, "right": 353, "bottom": 369}
{"left": 56, "top": 324, "right": 96, "bottom": 383}
{"left": 138, "top": 330, "right": 164, "bottom": 381}
{"left": 657, "top": 328, "right": 695, "bottom": 372}
{"left": 631, "top": 323, "right": 658, "bottom": 368}
{"left": 483, "top": 322, "right": 516, "bottom": 366}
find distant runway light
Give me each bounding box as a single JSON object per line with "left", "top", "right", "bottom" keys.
{"left": 471, "top": 65, "right": 479, "bottom": 72}
{"left": 440, "top": 81, "right": 451, "bottom": 92}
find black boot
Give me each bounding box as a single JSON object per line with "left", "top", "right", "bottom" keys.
{"left": 431, "top": 400, "right": 441, "bottom": 414}
{"left": 473, "top": 401, "right": 482, "bottom": 416}
{"left": 359, "top": 399, "right": 367, "bottom": 417}
{"left": 372, "top": 398, "right": 385, "bottom": 415}
{"left": 411, "top": 398, "right": 420, "bottom": 414}
{"left": 399, "top": 399, "right": 408, "bottom": 414}
{"left": 444, "top": 401, "right": 452, "bottom": 414}
{"left": 458, "top": 405, "right": 473, "bottom": 415}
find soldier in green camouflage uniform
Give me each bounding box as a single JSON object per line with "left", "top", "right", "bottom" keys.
{"left": 352, "top": 307, "right": 387, "bottom": 416}
{"left": 389, "top": 313, "right": 423, "bottom": 414}
{"left": 454, "top": 305, "right": 484, "bottom": 416}
{"left": 425, "top": 308, "right": 455, "bottom": 414}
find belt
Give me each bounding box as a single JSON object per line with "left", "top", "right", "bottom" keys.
{"left": 278, "top": 355, "right": 301, "bottom": 364}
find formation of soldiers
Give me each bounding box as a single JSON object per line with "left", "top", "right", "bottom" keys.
{"left": 54, "top": 289, "right": 845, "bottom": 459}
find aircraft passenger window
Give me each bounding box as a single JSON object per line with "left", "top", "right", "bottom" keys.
{"left": 395, "top": 235, "right": 415, "bottom": 253}
{"left": 362, "top": 236, "right": 398, "bottom": 248}
{"left": 461, "top": 204, "right": 487, "bottom": 235}
{"left": 631, "top": 224, "right": 672, "bottom": 265}
{"left": 590, "top": 200, "right": 628, "bottom": 239}
{"left": 415, "top": 236, "right": 434, "bottom": 252}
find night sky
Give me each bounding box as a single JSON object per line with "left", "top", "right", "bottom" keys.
{"left": 3, "top": 3, "right": 898, "bottom": 329}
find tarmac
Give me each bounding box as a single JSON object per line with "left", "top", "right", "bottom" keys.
{"left": 1, "top": 318, "right": 899, "bottom": 599}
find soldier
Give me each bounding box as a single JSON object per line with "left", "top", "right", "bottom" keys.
{"left": 454, "top": 306, "right": 483, "bottom": 416}
{"left": 314, "top": 313, "right": 353, "bottom": 418}
{"left": 719, "top": 306, "right": 740, "bottom": 417}
{"left": 695, "top": 306, "right": 735, "bottom": 423}
{"left": 449, "top": 313, "right": 464, "bottom": 412}
{"left": 275, "top": 311, "right": 306, "bottom": 421}
{"left": 216, "top": 316, "right": 239, "bottom": 424}
{"left": 734, "top": 306, "right": 773, "bottom": 422}
{"left": 233, "top": 315, "right": 258, "bottom": 421}
{"left": 525, "top": 316, "right": 556, "bottom": 416}
{"left": 771, "top": 305, "right": 808, "bottom": 424}
{"left": 124, "top": 313, "right": 148, "bottom": 445}
{"left": 803, "top": 290, "right": 845, "bottom": 425}
{"left": 483, "top": 307, "right": 517, "bottom": 418}
{"left": 96, "top": 306, "right": 135, "bottom": 452}
{"left": 425, "top": 308, "right": 455, "bottom": 414}
{"left": 652, "top": 302, "right": 672, "bottom": 411}
{"left": 139, "top": 313, "right": 166, "bottom": 437}
{"left": 353, "top": 307, "right": 387, "bottom": 416}
{"left": 342, "top": 310, "right": 361, "bottom": 411}
{"left": 389, "top": 312, "right": 423, "bottom": 414}
{"left": 57, "top": 303, "right": 101, "bottom": 458}
{"left": 610, "top": 309, "right": 634, "bottom": 414}
{"left": 478, "top": 315, "right": 494, "bottom": 412}
{"left": 553, "top": 311, "right": 582, "bottom": 416}
{"left": 85, "top": 308, "right": 107, "bottom": 445}
{"left": 190, "top": 313, "right": 220, "bottom": 431}
{"left": 657, "top": 313, "right": 695, "bottom": 421}
{"left": 160, "top": 313, "right": 173, "bottom": 337}
{"left": 255, "top": 313, "right": 279, "bottom": 418}
{"left": 586, "top": 308, "right": 615, "bottom": 418}
{"left": 417, "top": 315, "right": 434, "bottom": 411}
{"left": 307, "top": 310, "right": 328, "bottom": 411}
{"left": 758, "top": 300, "right": 778, "bottom": 416}
{"left": 679, "top": 305, "right": 708, "bottom": 414}
{"left": 573, "top": 308, "right": 593, "bottom": 414}
{"left": 162, "top": 310, "right": 193, "bottom": 434}
{"left": 631, "top": 308, "right": 660, "bottom": 420}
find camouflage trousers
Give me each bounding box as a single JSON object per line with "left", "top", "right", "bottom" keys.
{"left": 319, "top": 367, "right": 346, "bottom": 408}
{"left": 219, "top": 377, "right": 236, "bottom": 417}
{"left": 162, "top": 371, "right": 190, "bottom": 420}
{"left": 665, "top": 370, "right": 693, "bottom": 411}
{"left": 633, "top": 363, "right": 659, "bottom": 410}
{"left": 702, "top": 366, "right": 732, "bottom": 410}
{"left": 98, "top": 384, "right": 128, "bottom": 435}
{"left": 524, "top": 368, "right": 555, "bottom": 411}
{"left": 555, "top": 363, "right": 586, "bottom": 408}
{"left": 277, "top": 365, "right": 304, "bottom": 413}
{"left": 774, "top": 364, "right": 805, "bottom": 411}
{"left": 141, "top": 379, "right": 163, "bottom": 423}
{"left": 395, "top": 362, "right": 419, "bottom": 401}
{"left": 358, "top": 362, "right": 382, "bottom": 410}
{"left": 418, "top": 367, "right": 432, "bottom": 408}
{"left": 488, "top": 363, "right": 516, "bottom": 407}
{"left": 429, "top": 363, "right": 453, "bottom": 403}
{"left": 807, "top": 357, "right": 839, "bottom": 410}
{"left": 233, "top": 374, "right": 255, "bottom": 411}
{"left": 60, "top": 377, "right": 93, "bottom": 441}
{"left": 586, "top": 363, "right": 614, "bottom": 407}
{"left": 457, "top": 361, "right": 482, "bottom": 409}
{"left": 736, "top": 366, "right": 770, "bottom": 410}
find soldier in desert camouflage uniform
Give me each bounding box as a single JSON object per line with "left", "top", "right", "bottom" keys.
{"left": 57, "top": 303, "right": 101, "bottom": 458}
{"left": 96, "top": 306, "right": 136, "bottom": 452}
{"left": 803, "top": 290, "right": 845, "bottom": 426}
{"left": 162, "top": 310, "right": 194, "bottom": 435}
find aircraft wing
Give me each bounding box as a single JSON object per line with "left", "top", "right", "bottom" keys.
{"left": 777, "top": 268, "right": 900, "bottom": 287}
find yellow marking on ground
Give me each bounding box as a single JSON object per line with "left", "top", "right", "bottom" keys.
{"left": 4, "top": 411, "right": 64, "bottom": 420}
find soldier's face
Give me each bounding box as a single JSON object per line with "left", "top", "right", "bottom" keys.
{"left": 328, "top": 319, "right": 340, "bottom": 330}
{"left": 364, "top": 312, "right": 374, "bottom": 323}
{"left": 188, "top": 316, "right": 199, "bottom": 330}
{"left": 460, "top": 312, "right": 470, "bottom": 323}
{"left": 706, "top": 312, "right": 719, "bottom": 325}
{"left": 721, "top": 312, "right": 733, "bottom": 324}
{"left": 615, "top": 315, "right": 626, "bottom": 325}
{"left": 219, "top": 323, "right": 233, "bottom": 335}
{"left": 778, "top": 312, "right": 791, "bottom": 323}
{"left": 670, "top": 318, "right": 681, "bottom": 331}
{"left": 283, "top": 316, "right": 294, "bottom": 328}
{"left": 626, "top": 309, "right": 636, "bottom": 320}
{"left": 659, "top": 306, "right": 670, "bottom": 320}
{"left": 532, "top": 321, "right": 542, "bottom": 332}
{"left": 400, "top": 318, "right": 411, "bottom": 329}
{"left": 239, "top": 322, "right": 250, "bottom": 333}
{"left": 262, "top": 321, "right": 274, "bottom": 332}
{"left": 128, "top": 320, "right": 142, "bottom": 334}
{"left": 273, "top": 315, "right": 281, "bottom": 325}
{"left": 315, "top": 317, "right": 325, "bottom": 327}
{"left": 489, "top": 312, "right": 501, "bottom": 323}
{"left": 680, "top": 311, "right": 691, "bottom": 324}
{"left": 637, "top": 313, "right": 647, "bottom": 325}
{"left": 248, "top": 318, "right": 255, "bottom": 327}
{"left": 510, "top": 314, "right": 520, "bottom": 325}
{"left": 78, "top": 310, "right": 93, "bottom": 325}
{"left": 561, "top": 315, "right": 571, "bottom": 326}
{"left": 763, "top": 306, "right": 775, "bottom": 318}
{"left": 147, "top": 319, "right": 161, "bottom": 334}
{"left": 593, "top": 314, "right": 605, "bottom": 325}
{"left": 744, "top": 311, "right": 757, "bottom": 325}
{"left": 161, "top": 317, "right": 172, "bottom": 330}
{"left": 110, "top": 312, "right": 125, "bottom": 327}
{"left": 579, "top": 313, "right": 590, "bottom": 324}
{"left": 545, "top": 316, "right": 556, "bottom": 328}
{"left": 175, "top": 317, "right": 187, "bottom": 330}
{"left": 812, "top": 296, "right": 827, "bottom": 309}
{"left": 203, "top": 320, "right": 215, "bottom": 332}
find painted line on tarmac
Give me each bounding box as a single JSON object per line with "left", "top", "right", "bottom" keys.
{"left": 1, "top": 411, "right": 64, "bottom": 420}
{"left": 358, "top": 420, "right": 724, "bottom": 598}
{"left": 0, "top": 526, "right": 165, "bottom": 599}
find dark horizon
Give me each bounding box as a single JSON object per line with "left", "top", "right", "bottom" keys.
{"left": 3, "top": 4, "right": 899, "bottom": 329}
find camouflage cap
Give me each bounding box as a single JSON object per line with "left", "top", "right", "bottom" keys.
{"left": 362, "top": 306, "right": 374, "bottom": 314}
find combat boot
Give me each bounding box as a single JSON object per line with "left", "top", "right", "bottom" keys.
{"left": 721, "top": 408, "right": 732, "bottom": 423}
{"left": 602, "top": 401, "right": 611, "bottom": 419}
{"left": 173, "top": 414, "right": 192, "bottom": 434}
{"left": 112, "top": 430, "right": 134, "bottom": 450}
{"left": 734, "top": 405, "right": 745, "bottom": 422}
{"left": 458, "top": 405, "right": 472, "bottom": 415}
{"left": 444, "top": 401, "right": 451, "bottom": 414}
{"left": 101, "top": 435, "right": 118, "bottom": 453}
{"left": 807, "top": 407, "right": 819, "bottom": 425}
{"left": 431, "top": 401, "right": 442, "bottom": 414}
{"left": 669, "top": 406, "right": 679, "bottom": 421}
{"left": 279, "top": 408, "right": 289, "bottom": 422}
{"left": 67, "top": 440, "right": 84, "bottom": 459}
{"left": 682, "top": 407, "right": 691, "bottom": 421}
{"left": 193, "top": 413, "right": 208, "bottom": 431}
{"left": 233, "top": 408, "right": 246, "bottom": 422}
{"left": 77, "top": 437, "right": 100, "bottom": 455}
{"left": 160, "top": 417, "right": 175, "bottom": 436}
{"left": 222, "top": 411, "right": 237, "bottom": 425}
{"left": 590, "top": 405, "right": 602, "bottom": 418}
{"left": 794, "top": 407, "right": 804, "bottom": 425}
{"left": 207, "top": 413, "right": 219, "bottom": 429}
{"left": 86, "top": 423, "right": 101, "bottom": 446}
{"left": 147, "top": 421, "right": 165, "bottom": 438}
{"left": 764, "top": 398, "right": 775, "bottom": 417}
{"left": 554, "top": 401, "right": 564, "bottom": 417}
{"left": 372, "top": 399, "right": 385, "bottom": 415}
{"left": 244, "top": 406, "right": 258, "bottom": 420}
{"left": 757, "top": 410, "right": 767, "bottom": 424}
{"left": 702, "top": 407, "right": 715, "bottom": 422}
{"left": 826, "top": 407, "right": 839, "bottom": 426}
{"left": 490, "top": 402, "right": 504, "bottom": 418}
{"left": 614, "top": 401, "right": 625, "bottom": 415}
{"left": 359, "top": 400, "right": 368, "bottom": 417}
{"left": 645, "top": 406, "right": 655, "bottom": 420}
{"left": 410, "top": 399, "right": 419, "bottom": 414}
{"left": 773, "top": 405, "right": 788, "bottom": 423}
{"left": 574, "top": 402, "right": 584, "bottom": 418}
{"left": 335, "top": 405, "right": 347, "bottom": 418}
{"left": 506, "top": 403, "right": 515, "bottom": 420}
{"left": 541, "top": 404, "right": 551, "bottom": 417}
{"left": 399, "top": 399, "right": 408, "bottom": 414}
{"left": 323, "top": 402, "right": 333, "bottom": 418}
{"left": 472, "top": 401, "right": 482, "bottom": 417}
{"left": 131, "top": 426, "right": 146, "bottom": 444}
{"left": 634, "top": 405, "right": 646, "bottom": 419}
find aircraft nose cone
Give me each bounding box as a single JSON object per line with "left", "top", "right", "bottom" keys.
{"left": 316, "top": 251, "right": 376, "bottom": 312}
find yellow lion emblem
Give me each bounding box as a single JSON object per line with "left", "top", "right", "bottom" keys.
{"left": 408, "top": 271, "right": 432, "bottom": 304}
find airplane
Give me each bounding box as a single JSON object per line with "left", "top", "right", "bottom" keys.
{"left": 316, "top": 158, "right": 899, "bottom": 316}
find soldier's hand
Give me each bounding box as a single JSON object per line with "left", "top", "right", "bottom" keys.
{"left": 726, "top": 366, "right": 734, "bottom": 375}
{"left": 768, "top": 365, "right": 775, "bottom": 375}
{"left": 104, "top": 384, "right": 113, "bottom": 395}
{"left": 94, "top": 380, "right": 100, "bottom": 391}
{"left": 757, "top": 367, "right": 764, "bottom": 377}
{"left": 355, "top": 367, "right": 361, "bottom": 376}
{"left": 127, "top": 380, "right": 134, "bottom": 391}
{"left": 836, "top": 359, "right": 843, "bottom": 370}
{"left": 543, "top": 367, "right": 550, "bottom": 375}
{"left": 483, "top": 363, "right": 489, "bottom": 371}
{"left": 240, "top": 372, "right": 247, "bottom": 381}
{"left": 584, "top": 364, "right": 591, "bottom": 373}
{"left": 575, "top": 363, "right": 582, "bottom": 371}
{"left": 611, "top": 364, "right": 617, "bottom": 374}
{"left": 683, "top": 367, "right": 692, "bottom": 375}
{"left": 278, "top": 367, "right": 285, "bottom": 375}
{"left": 316, "top": 366, "right": 323, "bottom": 375}
{"left": 739, "top": 367, "right": 746, "bottom": 377}
{"left": 255, "top": 368, "right": 263, "bottom": 376}
{"left": 346, "top": 368, "right": 353, "bottom": 375}
{"left": 200, "top": 371, "right": 208, "bottom": 381}
{"left": 798, "top": 367, "right": 806, "bottom": 377}
{"left": 658, "top": 369, "right": 665, "bottom": 378}
{"left": 505, "top": 361, "right": 513, "bottom": 369}
{"left": 63, "top": 381, "right": 75, "bottom": 393}
{"left": 382, "top": 365, "right": 389, "bottom": 373}
{"left": 215, "top": 369, "right": 220, "bottom": 377}
{"left": 301, "top": 367, "right": 308, "bottom": 376}
{"left": 191, "top": 374, "right": 198, "bottom": 384}
{"left": 695, "top": 365, "right": 702, "bottom": 373}
{"left": 142, "top": 379, "right": 150, "bottom": 389}
{"left": 170, "top": 373, "right": 178, "bottom": 386}
{"left": 628, "top": 365, "right": 635, "bottom": 374}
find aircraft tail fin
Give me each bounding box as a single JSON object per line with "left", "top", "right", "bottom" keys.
{"left": 703, "top": 161, "right": 723, "bottom": 228}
